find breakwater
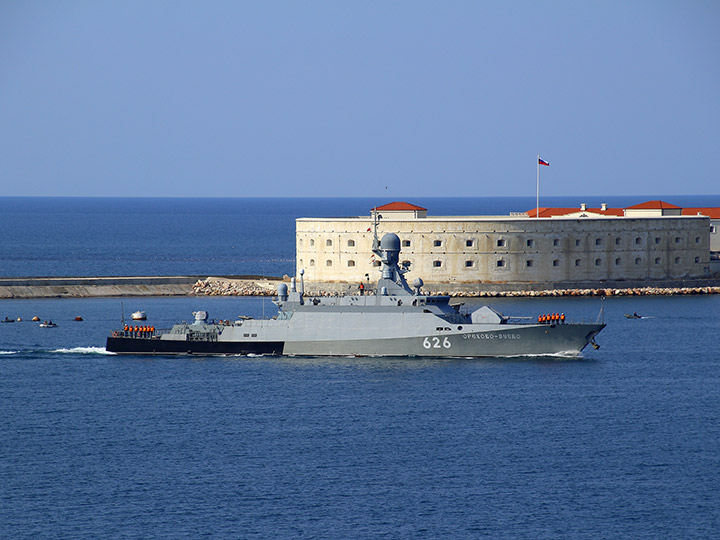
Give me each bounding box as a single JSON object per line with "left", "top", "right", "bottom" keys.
{"left": 2, "top": 275, "right": 719, "bottom": 299}
{"left": 191, "top": 277, "right": 720, "bottom": 298}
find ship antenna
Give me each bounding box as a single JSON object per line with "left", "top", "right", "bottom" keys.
{"left": 371, "top": 207, "right": 381, "bottom": 254}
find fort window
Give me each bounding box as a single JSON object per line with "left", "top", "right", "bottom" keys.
{"left": 466, "top": 239, "right": 474, "bottom": 247}
{"left": 575, "top": 239, "right": 581, "bottom": 247}
{"left": 299, "top": 259, "right": 303, "bottom": 267}
{"left": 402, "top": 240, "right": 411, "bottom": 247}
{"left": 310, "top": 259, "right": 315, "bottom": 266}
{"left": 615, "top": 258, "right": 622, "bottom": 265}
{"left": 526, "top": 239, "right": 535, "bottom": 247}
{"left": 615, "top": 238, "right": 621, "bottom": 245}
{"left": 347, "top": 260, "right": 355, "bottom": 267}
{"left": 433, "top": 260, "right": 442, "bottom": 268}
{"left": 655, "top": 257, "right": 661, "bottom": 264}
{"left": 675, "top": 257, "right": 681, "bottom": 264}
{"left": 497, "top": 239, "right": 506, "bottom": 247}
{"left": 655, "top": 237, "right": 661, "bottom": 244}
{"left": 695, "top": 237, "right": 700, "bottom": 243}
{"left": 401, "top": 260, "right": 411, "bottom": 268}
{"left": 347, "top": 239, "right": 355, "bottom": 247}
{"left": 553, "top": 259, "right": 560, "bottom": 267}
{"left": 373, "top": 261, "right": 381, "bottom": 267}
{"left": 675, "top": 237, "right": 681, "bottom": 244}
{"left": 326, "top": 239, "right": 333, "bottom": 247}
{"left": 526, "top": 260, "right": 534, "bottom": 267}
{"left": 695, "top": 256, "right": 700, "bottom": 263}
{"left": 635, "top": 257, "right": 641, "bottom": 265}
{"left": 310, "top": 239, "right": 315, "bottom": 247}
{"left": 326, "top": 259, "right": 332, "bottom": 266}
{"left": 496, "top": 259, "right": 505, "bottom": 267}
{"left": 465, "top": 260, "right": 474, "bottom": 268}
{"left": 595, "top": 258, "right": 602, "bottom": 266}
{"left": 433, "top": 240, "right": 442, "bottom": 247}
{"left": 595, "top": 238, "right": 602, "bottom": 246}
{"left": 635, "top": 237, "right": 642, "bottom": 245}
{"left": 575, "top": 259, "right": 582, "bottom": 267}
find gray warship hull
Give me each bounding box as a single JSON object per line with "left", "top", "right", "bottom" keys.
{"left": 106, "top": 226, "right": 605, "bottom": 358}
{"left": 107, "top": 307, "right": 604, "bottom": 357}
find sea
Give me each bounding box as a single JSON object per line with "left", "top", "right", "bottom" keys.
{"left": 1, "top": 196, "right": 719, "bottom": 539}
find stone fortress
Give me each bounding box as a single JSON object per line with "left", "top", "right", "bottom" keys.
{"left": 296, "top": 200, "right": 720, "bottom": 292}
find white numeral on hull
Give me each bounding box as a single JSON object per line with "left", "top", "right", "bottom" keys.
{"left": 422, "top": 336, "right": 451, "bottom": 349}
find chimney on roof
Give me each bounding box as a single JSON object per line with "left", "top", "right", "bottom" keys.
{"left": 580, "top": 203, "right": 587, "bottom": 211}
{"left": 601, "top": 203, "right": 607, "bottom": 211}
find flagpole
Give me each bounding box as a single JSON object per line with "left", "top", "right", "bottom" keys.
{"left": 536, "top": 153, "right": 540, "bottom": 219}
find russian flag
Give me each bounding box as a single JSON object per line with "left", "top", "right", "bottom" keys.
{"left": 538, "top": 157, "right": 550, "bottom": 166}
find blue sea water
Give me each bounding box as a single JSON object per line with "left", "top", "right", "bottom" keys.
{"left": 1, "top": 196, "right": 720, "bottom": 539}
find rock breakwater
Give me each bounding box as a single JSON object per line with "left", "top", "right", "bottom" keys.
{"left": 191, "top": 278, "right": 720, "bottom": 298}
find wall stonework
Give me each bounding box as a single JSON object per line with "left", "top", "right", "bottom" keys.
{"left": 296, "top": 215, "right": 711, "bottom": 285}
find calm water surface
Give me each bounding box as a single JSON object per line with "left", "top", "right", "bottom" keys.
{"left": 1, "top": 294, "right": 719, "bottom": 539}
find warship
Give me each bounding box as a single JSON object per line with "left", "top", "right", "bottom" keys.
{"left": 106, "top": 218, "right": 605, "bottom": 357}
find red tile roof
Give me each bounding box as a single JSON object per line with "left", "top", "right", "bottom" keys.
{"left": 625, "top": 200, "right": 681, "bottom": 210}
{"left": 374, "top": 202, "right": 427, "bottom": 212}
{"left": 682, "top": 207, "right": 720, "bottom": 219}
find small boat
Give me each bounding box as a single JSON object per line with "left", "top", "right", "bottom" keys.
{"left": 74, "top": 316, "right": 84, "bottom": 321}
{"left": 39, "top": 321, "right": 58, "bottom": 328}
{"left": 32, "top": 316, "right": 40, "bottom": 321}
{"left": 2, "top": 317, "right": 15, "bottom": 323}
{"left": 624, "top": 313, "right": 653, "bottom": 319}
{"left": 131, "top": 311, "right": 147, "bottom": 321}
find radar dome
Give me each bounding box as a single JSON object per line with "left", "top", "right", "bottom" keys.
{"left": 413, "top": 278, "right": 424, "bottom": 289}
{"left": 380, "top": 233, "right": 401, "bottom": 252}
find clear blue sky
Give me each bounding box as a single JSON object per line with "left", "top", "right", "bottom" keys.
{"left": 1, "top": 1, "right": 718, "bottom": 197}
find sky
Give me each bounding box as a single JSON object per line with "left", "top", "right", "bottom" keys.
{"left": 1, "top": 0, "right": 718, "bottom": 198}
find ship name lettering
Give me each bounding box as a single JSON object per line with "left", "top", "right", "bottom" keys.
{"left": 463, "top": 333, "right": 521, "bottom": 340}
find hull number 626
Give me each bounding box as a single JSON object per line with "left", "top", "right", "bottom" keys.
{"left": 423, "top": 336, "right": 451, "bottom": 349}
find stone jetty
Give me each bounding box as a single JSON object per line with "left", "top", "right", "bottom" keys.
{"left": 191, "top": 278, "right": 720, "bottom": 298}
